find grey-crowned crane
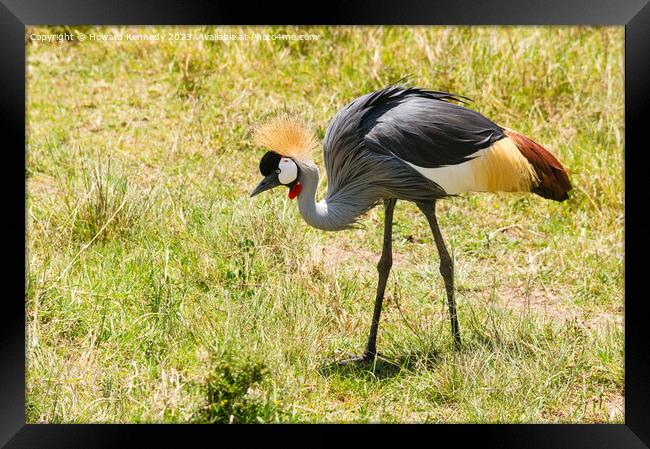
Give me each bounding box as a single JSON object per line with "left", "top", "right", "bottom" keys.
{"left": 250, "top": 82, "right": 572, "bottom": 361}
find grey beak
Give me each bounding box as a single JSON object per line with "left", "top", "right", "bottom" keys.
{"left": 250, "top": 173, "right": 282, "bottom": 197}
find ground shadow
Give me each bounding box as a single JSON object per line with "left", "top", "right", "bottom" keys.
{"left": 318, "top": 349, "right": 442, "bottom": 380}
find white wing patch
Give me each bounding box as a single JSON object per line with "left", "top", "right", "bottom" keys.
{"left": 402, "top": 138, "right": 538, "bottom": 195}
{"left": 404, "top": 149, "right": 487, "bottom": 194}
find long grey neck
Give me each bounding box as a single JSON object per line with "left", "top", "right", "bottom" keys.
{"left": 295, "top": 161, "right": 346, "bottom": 231}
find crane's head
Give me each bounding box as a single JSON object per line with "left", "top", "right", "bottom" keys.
{"left": 249, "top": 114, "right": 316, "bottom": 200}
{"left": 250, "top": 151, "right": 302, "bottom": 198}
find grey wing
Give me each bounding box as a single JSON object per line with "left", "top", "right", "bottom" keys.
{"left": 322, "top": 91, "right": 373, "bottom": 197}
{"left": 361, "top": 88, "right": 506, "bottom": 168}
{"left": 321, "top": 85, "right": 452, "bottom": 204}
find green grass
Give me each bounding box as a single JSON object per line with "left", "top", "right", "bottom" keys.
{"left": 26, "top": 26, "right": 624, "bottom": 423}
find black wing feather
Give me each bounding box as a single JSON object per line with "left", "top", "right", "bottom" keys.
{"left": 360, "top": 85, "right": 505, "bottom": 168}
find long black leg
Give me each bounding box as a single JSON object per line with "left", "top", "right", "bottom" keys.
{"left": 361, "top": 198, "right": 397, "bottom": 360}
{"left": 417, "top": 201, "right": 461, "bottom": 350}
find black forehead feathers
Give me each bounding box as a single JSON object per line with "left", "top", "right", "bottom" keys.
{"left": 259, "top": 151, "right": 281, "bottom": 176}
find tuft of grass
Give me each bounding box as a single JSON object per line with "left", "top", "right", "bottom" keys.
{"left": 66, "top": 159, "right": 143, "bottom": 242}
{"left": 194, "top": 353, "right": 286, "bottom": 423}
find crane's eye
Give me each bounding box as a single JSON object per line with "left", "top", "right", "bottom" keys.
{"left": 276, "top": 169, "right": 281, "bottom": 174}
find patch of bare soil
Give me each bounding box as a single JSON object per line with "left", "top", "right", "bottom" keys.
{"left": 498, "top": 284, "right": 622, "bottom": 328}
{"left": 500, "top": 284, "right": 572, "bottom": 319}
{"left": 605, "top": 394, "right": 624, "bottom": 422}
{"left": 28, "top": 174, "right": 59, "bottom": 196}
{"left": 316, "top": 242, "right": 408, "bottom": 270}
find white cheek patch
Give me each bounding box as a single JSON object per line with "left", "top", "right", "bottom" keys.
{"left": 278, "top": 158, "right": 298, "bottom": 185}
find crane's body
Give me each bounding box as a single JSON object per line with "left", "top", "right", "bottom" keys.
{"left": 250, "top": 83, "right": 572, "bottom": 360}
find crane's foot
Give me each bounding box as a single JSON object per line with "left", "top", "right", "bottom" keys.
{"left": 336, "top": 350, "right": 381, "bottom": 366}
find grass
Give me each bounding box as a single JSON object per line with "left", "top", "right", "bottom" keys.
{"left": 26, "top": 26, "right": 624, "bottom": 423}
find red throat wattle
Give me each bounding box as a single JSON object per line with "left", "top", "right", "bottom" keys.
{"left": 288, "top": 182, "right": 302, "bottom": 200}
